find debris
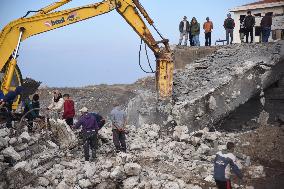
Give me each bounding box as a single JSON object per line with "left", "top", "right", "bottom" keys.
{"left": 2, "top": 146, "right": 21, "bottom": 161}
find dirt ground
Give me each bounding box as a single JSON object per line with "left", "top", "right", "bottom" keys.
{"left": 238, "top": 125, "right": 284, "bottom": 189}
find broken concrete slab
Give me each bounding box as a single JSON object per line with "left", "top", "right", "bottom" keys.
{"left": 172, "top": 41, "right": 284, "bottom": 131}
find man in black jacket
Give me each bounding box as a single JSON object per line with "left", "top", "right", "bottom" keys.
{"left": 178, "top": 16, "right": 190, "bottom": 46}
{"left": 244, "top": 11, "right": 255, "bottom": 43}
{"left": 261, "top": 13, "right": 273, "bottom": 42}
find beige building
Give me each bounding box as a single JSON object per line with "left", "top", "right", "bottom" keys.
{"left": 230, "top": 0, "right": 284, "bottom": 43}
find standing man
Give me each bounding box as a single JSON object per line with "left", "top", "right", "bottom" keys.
{"left": 191, "top": 17, "right": 200, "bottom": 46}
{"left": 261, "top": 13, "right": 273, "bottom": 43}
{"left": 110, "top": 102, "right": 127, "bottom": 153}
{"left": 214, "top": 142, "right": 243, "bottom": 189}
{"left": 62, "top": 94, "right": 75, "bottom": 126}
{"left": 178, "top": 16, "right": 190, "bottom": 46}
{"left": 73, "top": 107, "right": 99, "bottom": 161}
{"left": 224, "top": 13, "right": 235, "bottom": 45}
{"left": 244, "top": 11, "right": 255, "bottom": 43}
{"left": 0, "top": 86, "right": 23, "bottom": 128}
{"left": 203, "top": 17, "right": 213, "bottom": 46}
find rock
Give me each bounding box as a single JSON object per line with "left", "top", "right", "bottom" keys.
{"left": 147, "top": 130, "right": 159, "bottom": 139}
{"left": 204, "top": 175, "right": 214, "bottom": 183}
{"left": 204, "top": 131, "right": 220, "bottom": 141}
{"left": 124, "top": 163, "right": 142, "bottom": 176}
{"left": 173, "top": 126, "right": 189, "bottom": 141}
{"left": 248, "top": 165, "right": 266, "bottom": 178}
{"left": 46, "top": 140, "right": 58, "bottom": 149}
{"left": 96, "top": 181, "right": 116, "bottom": 189}
{"left": 130, "top": 139, "right": 143, "bottom": 150}
{"left": 0, "top": 128, "right": 10, "bottom": 138}
{"left": 49, "top": 120, "right": 77, "bottom": 149}
{"left": 197, "top": 143, "right": 210, "bottom": 154}
{"left": 116, "top": 153, "right": 133, "bottom": 165}
{"left": 60, "top": 161, "right": 77, "bottom": 169}
{"left": 0, "top": 155, "right": 4, "bottom": 162}
{"left": 110, "top": 166, "right": 125, "bottom": 179}
{"left": 63, "top": 169, "right": 77, "bottom": 186}
{"left": 0, "top": 137, "right": 8, "bottom": 149}
{"left": 164, "top": 181, "right": 180, "bottom": 189}
{"left": 176, "top": 179, "right": 186, "bottom": 188}
{"left": 102, "top": 159, "right": 113, "bottom": 170}
{"left": 9, "top": 137, "right": 17, "bottom": 145}
{"left": 14, "top": 143, "right": 29, "bottom": 151}
{"left": 78, "top": 179, "right": 92, "bottom": 188}
{"left": 208, "top": 96, "right": 217, "bottom": 110}
{"left": 2, "top": 146, "right": 21, "bottom": 161}
{"left": 150, "top": 180, "right": 162, "bottom": 189}
{"left": 38, "top": 177, "right": 50, "bottom": 187}
{"left": 19, "top": 132, "right": 31, "bottom": 143}
{"left": 123, "top": 176, "right": 139, "bottom": 189}
{"left": 245, "top": 186, "right": 254, "bottom": 189}
{"left": 100, "top": 170, "right": 110, "bottom": 179}
{"left": 13, "top": 161, "right": 27, "bottom": 170}
{"left": 56, "top": 180, "right": 69, "bottom": 189}
{"left": 82, "top": 162, "right": 96, "bottom": 178}
{"left": 185, "top": 184, "right": 202, "bottom": 189}
{"left": 190, "top": 136, "right": 201, "bottom": 146}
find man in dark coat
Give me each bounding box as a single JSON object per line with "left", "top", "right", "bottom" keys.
{"left": 244, "top": 11, "right": 255, "bottom": 43}
{"left": 73, "top": 107, "right": 99, "bottom": 161}
{"left": 261, "top": 12, "right": 273, "bottom": 42}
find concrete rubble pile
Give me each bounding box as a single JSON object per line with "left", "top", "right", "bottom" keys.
{"left": 1, "top": 42, "right": 283, "bottom": 188}
{"left": 0, "top": 121, "right": 266, "bottom": 189}
{"left": 0, "top": 126, "right": 60, "bottom": 189}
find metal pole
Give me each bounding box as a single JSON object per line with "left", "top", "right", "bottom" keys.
{"left": 13, "top": 29, "right": 24, "bottom": 59}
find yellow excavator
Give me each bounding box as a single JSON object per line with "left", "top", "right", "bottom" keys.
{"left": 0, "top": 0, "right": 174, "bottom": 109}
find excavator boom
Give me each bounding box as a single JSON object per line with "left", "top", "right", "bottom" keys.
{"left": 0, "top": 0, "right": 173, "bottom": 109}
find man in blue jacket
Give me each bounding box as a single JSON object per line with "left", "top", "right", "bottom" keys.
{"left": 214, "top": 142, "right": 243, "bottom": 189}
{"left": 73, "top": 107, "right": 99, "bottom": 161}
{"left": 0, "top": 86, "right": 23, "bottom": 128}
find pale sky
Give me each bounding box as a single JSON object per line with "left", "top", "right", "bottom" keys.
{"left": 0, "top": 0, "right": 255, "bottom": 87}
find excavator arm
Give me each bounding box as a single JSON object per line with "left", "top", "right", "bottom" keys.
{"left": 0, "top": 0, "right": 173, "bottom": 109}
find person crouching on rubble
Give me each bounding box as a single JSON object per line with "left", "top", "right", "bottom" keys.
{"left": 0, "top": 86, "right": 23, "bottom": 128}
{"left": 47, "top": 90, "right": 64, "bottom": 119}
{"left": 73, "top": 107, "right": 99, "bottom": 162}
{"left": 23, "top": 94, "right": 40, "bottom": 132}
{"left": 214, "top": 142, "right": 243, "bottom": 189}
{"left": 110, "top": 102, "right": 127, "bottom": 153}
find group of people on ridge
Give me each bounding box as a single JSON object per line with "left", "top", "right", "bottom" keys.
{"left": 179, "top": 11, "right": 273, "bottom": 46}
{"left": 179, "top": 16, "right": 213, "bottom": 46}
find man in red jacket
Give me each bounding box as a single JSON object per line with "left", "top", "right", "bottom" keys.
{"left": 62, "top": 94, "right": 75, "bottom": 126}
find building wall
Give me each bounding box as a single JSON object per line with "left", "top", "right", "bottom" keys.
{"left": 232, "top": 6, "right": 284, "bottom": 43}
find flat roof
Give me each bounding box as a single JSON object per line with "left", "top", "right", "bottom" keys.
{"left": 230, "top": 0, "right": 284, "bottom": 12}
